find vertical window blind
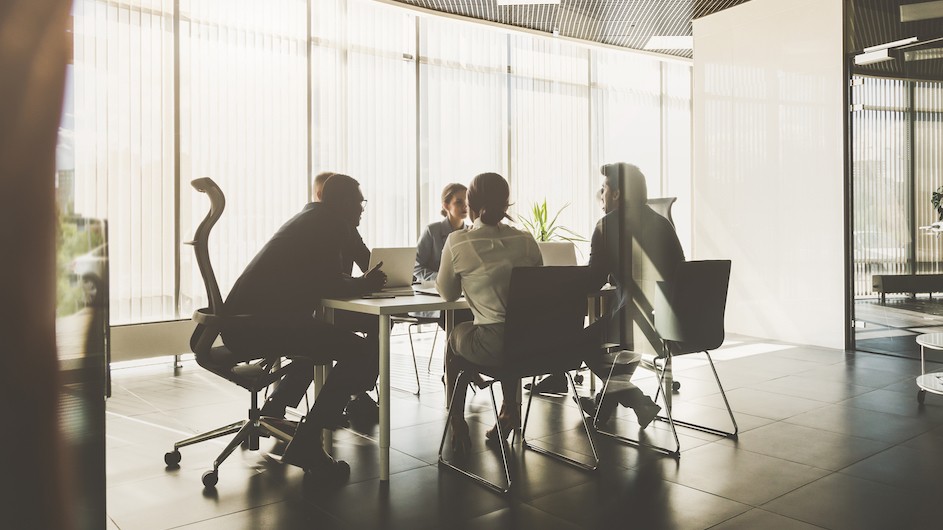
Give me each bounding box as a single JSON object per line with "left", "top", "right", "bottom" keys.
{"left": 65, "top": 0, "right": 693, "bottom": 325}
{"left": 852, "top": 75, "right": 943, "bottom": 298}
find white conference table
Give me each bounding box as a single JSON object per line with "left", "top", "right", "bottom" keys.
{"left": 319, "top": 293, "right": 469, "bottom": 482}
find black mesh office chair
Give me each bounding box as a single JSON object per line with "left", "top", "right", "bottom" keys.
{"left": 163, "top": 177, "right": 314, "bottom": 488}
{"left": 438, "top": 266, "right": 598, "bottom": 494}
{"left": 595, "top": 259, "right": 738, "bottom": 457}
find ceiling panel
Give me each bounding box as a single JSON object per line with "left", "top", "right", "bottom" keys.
{"left": 393, "top": 0, "right": 751, "bottom": 58}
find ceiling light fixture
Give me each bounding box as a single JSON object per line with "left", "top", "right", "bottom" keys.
{"left": 643, "top": 36, "right": 693, "bottom": 50}
{"left": 854, "top": 37, "right": 919, "bottom": 65}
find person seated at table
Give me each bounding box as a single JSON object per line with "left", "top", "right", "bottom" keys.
{"left": 578, "top": 162, "right": 685, "bottom": 427}
{"left": 415, "top": 182, "right": 468, "bottom": 281}
{"left": 313, "top": 171, "right": 380, "bottom": 420}
{"left": 436, "top": 172, "right": 543, "bottom": 454}
{"left": 413, "top": 183, "right": 474, "bottom": 330}
{"left": 222, "top": 173, "right": 387, "bottom": 474}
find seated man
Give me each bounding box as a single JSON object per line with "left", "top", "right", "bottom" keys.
{"left": 221, "top": 174, "right": 386, "bottom": 474}
{"left": 578, "top": 162, "right": 685, "bottom": 427}
{"left": 312, "top": 171, "right": 378, "bottom": 420}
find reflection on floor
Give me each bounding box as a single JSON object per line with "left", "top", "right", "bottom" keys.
{"left": 855, "top": 296, "right": 943, "bottom": 359}
{"left": 106, "top": 330, "right": 943, "bottom": 529}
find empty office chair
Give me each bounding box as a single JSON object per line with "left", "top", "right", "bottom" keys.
{"left": 595, "top": 260, "right": 738, "bottom": 457}
{"left": 163, "top": 177, "right": 316, "bottom": 488}
{"left": 438, "top": 266, "right": 598, "bottom": 494}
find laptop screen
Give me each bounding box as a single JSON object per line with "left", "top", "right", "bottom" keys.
{"left": 537, "top": 241, "right": 578, "bottom": 266}
{"left": 366, "top": 247, "right": 416, "bottom": 288}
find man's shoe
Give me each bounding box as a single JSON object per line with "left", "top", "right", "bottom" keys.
{"left": 345, "top": 392, "right": 379, "bottom": 424}
{"left": 524, "top": 374, "right": 568, "bottom": 395}
{"left": 579, "top": 392, "right": 617, "bottom": 424}
{"left": 634, "top": 401, "right": 662, "bottom": 430}
{"left": 281, "top": 437, "right": 350, "bottom": 482}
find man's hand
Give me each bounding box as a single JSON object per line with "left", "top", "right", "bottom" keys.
{"left": 362, "top": 261, "right": 387, "bottom": 292}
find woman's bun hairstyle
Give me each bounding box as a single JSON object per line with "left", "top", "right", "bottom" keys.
{"left": 467, "top": 172, "right": 511, "bottom": 225}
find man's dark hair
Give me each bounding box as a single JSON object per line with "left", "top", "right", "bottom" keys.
{"left": 601, "top": 162, "right": 648, "bottom": 207}
{"left": 320, "top": 173, "right": 360, "bottom": 205}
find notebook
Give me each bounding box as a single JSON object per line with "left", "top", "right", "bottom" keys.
{"left": 365, "top": 247, "right": 417, "bottom": 295}
{"left": 537, "top": 241, "right": 578, "bottom": 266}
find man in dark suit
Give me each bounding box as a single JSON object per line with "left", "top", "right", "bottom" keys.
{"left": 579, "top": 162, "right": 685, "bottom": 426}
{"left": 222, "top": 174, "right": 386, "bottom": 473}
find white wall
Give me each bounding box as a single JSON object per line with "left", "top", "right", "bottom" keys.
{"left": 692, "top": 0, "right": 846, "bottom": 349}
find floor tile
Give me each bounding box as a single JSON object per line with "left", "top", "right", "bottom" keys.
{"left": 709, "top": 508, "right": 824, "bottom": 530}
{"left": 658, "top": 442, "right": 828, "bottom": 506}
{"left": 783, "top": 403, "right": 936, "bottom": 443}
{"left": 762, "top": 473, "right": 919, "bottom": 530}
{"left": 693, "top": 387, "right": 827, "bottom": 421}
{"left": 717, "top": 422, "right": 890, "bottom": 471}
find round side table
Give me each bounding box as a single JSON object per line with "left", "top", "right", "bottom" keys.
{"left": 915, "top": 333, "right": 943, "bottom": 404}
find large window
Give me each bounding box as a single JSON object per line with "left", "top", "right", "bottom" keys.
{"left": 63, "top": 0, "right": 692, "bottom": 326}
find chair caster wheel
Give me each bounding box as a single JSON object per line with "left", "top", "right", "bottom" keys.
{"left": 672, "top": 381, "right": 681, "bottom": 391}
{"left": 164, "top": 450, "right": 181, "bottom": 467}
{"left": 918, "top": 389, "right": 926, "bottom": 404}
{"left": 202, "top": 470, "right": 218, "bottom": 488}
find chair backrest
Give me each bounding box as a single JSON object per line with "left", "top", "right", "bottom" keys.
{"left": 189, "top": 177, "right": 226, "bottom": 314}
{"left": 188, "top": 178, "right": 226, "bottom": 357}
{"left": 647, "top": 197, "right": 677, "bottom": 228}
{"left": 654, "top": 260, "right": 731, "bottom": 353}
{"left": 502, "top": 266, "right": 590, "bottom": 364}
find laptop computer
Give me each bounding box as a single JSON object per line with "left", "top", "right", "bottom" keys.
{"left": 366, "top": 247, "right": 416, "bottom": 295}
{"left": 537, "top": 241, "right": 578, "bottom": 266}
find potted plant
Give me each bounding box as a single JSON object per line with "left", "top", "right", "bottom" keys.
{"left": 518, "top": 199, "right": 586, "bottom": 243}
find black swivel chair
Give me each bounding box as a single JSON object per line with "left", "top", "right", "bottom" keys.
{"left": 164, "top": 177, "right": 314, "bottom": 488}
{"left": 438, "top": 266, "right": 599, "bottom": 494}
{"left": 595, "top": 259, "right": 738, "bottom": 457}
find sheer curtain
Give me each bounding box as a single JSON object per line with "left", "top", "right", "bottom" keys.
{"left": 72, "top": 0, "right": 175, "bottom": 325}
{"left": 508, "top": 35, "right": 593, "bottom": 249}
{"left": 418, "top": 17, "right": 507, "bottom": 234}
{"left": 67, "top": 0, "right": 692, "bottom": 326}
{"left": 311, "top": 0, "right": 416, "bottom": 257}
{"left": 178, "top": 0, "right": 308, "bottom": 311}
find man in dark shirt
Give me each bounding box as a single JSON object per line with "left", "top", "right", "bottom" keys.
{"left": 579, "top": 162, "right": 685, "bottom": 426}
{"left": 222, "top": 174, "right": 386, "bottom": 473}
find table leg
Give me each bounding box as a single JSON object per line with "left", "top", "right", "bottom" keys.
{"left": 318, "top": 308, "right": 333, "bottom": 453}
{"left": 379, "top": 314, "right": 391, "bottom": 482}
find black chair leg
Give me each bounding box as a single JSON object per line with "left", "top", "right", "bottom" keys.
{"left": 437, "top": 370, "right": 512, "bottom": 494}
{"left": 594, "top": 351, "right": 681, "bottom": 458}
{"left": 520, "top": 372, "right": 599, "bottom": 471}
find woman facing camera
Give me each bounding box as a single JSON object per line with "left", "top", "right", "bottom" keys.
{"left": 435, "top": 172, "right": 543, "bottom": 454}
{"left": 414, "top": 183, "right": 468, "bottom": 281}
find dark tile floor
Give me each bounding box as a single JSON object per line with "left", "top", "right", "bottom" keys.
{"left": 105, "top": 330, "right": 943, "bottom": 529}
